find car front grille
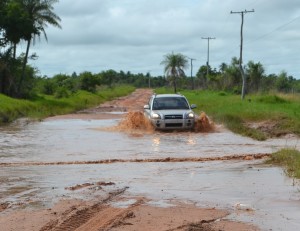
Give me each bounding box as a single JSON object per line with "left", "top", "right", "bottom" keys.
{"left": 165, "top": 123, "right": 183, "bottom": 127}
{"left": 164, "top": 115, "right": 183, "bottom": 119}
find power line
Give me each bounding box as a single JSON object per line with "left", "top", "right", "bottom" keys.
{"left": 216, "top": 14, "right": 300, "bottom": 65}
{"left": 245, "top": 15, "right": 300, "bottom": 45}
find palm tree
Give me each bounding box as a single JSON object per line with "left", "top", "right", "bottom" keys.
{"left": 18, "top": 0, "right": 61, "bottom": 94}
{"left": 161, "top": 52, "right": 188, "bottom": 93}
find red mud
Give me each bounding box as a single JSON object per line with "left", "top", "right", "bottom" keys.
{"left": 0, "top": 153, "right": 271, "bottom": 167}
{"left": 194, "top": 112, "right": 215, "bottom": 132}
{"left": 0, "top": 185, "right": 259, "bottom": 231}
{"left": 65, "top": 182, "right": 115, "bottom": 191}
{"left": 115, "top": 110, "right": 215, "bottom": 134}
{"left": 0, "top": 203, "right": 10, "bottom": 212}
{"left": 118, "top": 111, "right": 154, "bottom": 132}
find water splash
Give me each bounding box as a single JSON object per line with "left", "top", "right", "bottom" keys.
{"left": 115, "top": 111, "right": 215, "bottom": 133}
{"left": 194, "top": 112, "right": 215, "bottom": 132}
{"left": 117, "top": 111, "right": 154, "bottom": 133}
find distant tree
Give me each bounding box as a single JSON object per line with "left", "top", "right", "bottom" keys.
{"left": 101, "top": 69, "right": 118, "bottom": 87}
{"left": 79, "top": 71, "right": 99, "bottom": 93}
{"left": 246, "top": 61, "right": 265, "bottom": 92}
{"left": 161, "top": 52, "right": 188, "bottom": 93}
{"left": 196, "top": 65, "right": 221, "bottom": 90}
{"left": 196, "top": 65, "right": 208, "bottom": 89}
{"left": 261, "top": 74, "right": 277, "bottom": 92}
{"left": 219, "top": 62, "right": 228, "bottom": 74}
{"left": 217, "top": 57, "right": 241, "bottom": 92}
{"left": 276, "top": 71, "right": 291, "bottom": 93}
{"left": 40, "top": 77, "right": 56, "bottom": 95}
{"left": 294, "top": 79, "right": 300, "bottom": 93}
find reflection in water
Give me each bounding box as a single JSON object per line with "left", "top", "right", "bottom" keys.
{"left": 1, "top": 119, "right": 299, "bottom": 163}
{"left": 152, "top": 136, "right": 160, "bottom": 152}
{"left": 187, "top": 134, "right": 196, "bottom": 146}
{"left": 0, "top": 118, "right": 300, "bottom": 230}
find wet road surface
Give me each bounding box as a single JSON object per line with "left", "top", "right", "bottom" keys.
{"left": 1, "top": 117, "right": 300, "bottom": 230}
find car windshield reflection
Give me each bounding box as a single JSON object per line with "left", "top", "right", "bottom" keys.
{"left": 153, "top": 97, "right": 189, "bottom": 110}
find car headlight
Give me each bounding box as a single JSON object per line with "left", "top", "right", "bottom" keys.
{"left": 151, "top": 113, "right": 161, "bottom": 119}
{"left": 186, "top": 112, "right": 194, "bottom": 119}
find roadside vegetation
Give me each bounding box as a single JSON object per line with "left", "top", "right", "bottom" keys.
{"left": 156, "top": 88, "right": 300, "bottom": 141}
{"left": 266, "top": 149, "right": 300, "bottom": 179}
{"left": 0, "top": 85, "right": 134, "bottom": 124}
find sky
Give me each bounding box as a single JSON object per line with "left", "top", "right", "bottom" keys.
{"left": 25, "top": 0, "right": 300, "bottom": 79}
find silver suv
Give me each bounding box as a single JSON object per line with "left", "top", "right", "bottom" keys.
{"left": 144, "top": 93, "right": 196, "bottom": 130}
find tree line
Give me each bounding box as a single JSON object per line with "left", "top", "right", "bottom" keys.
{"left": 195, "top": 57, "right": 300, "bottom": 94}
{"left": 34, "top": 70, "right": 166, "bottom": 98}
{"left": 1, "top": 1, "right": 299, "bottom": 99}
{"left": 161, "top": 53, "right": 300, "bottom": 95}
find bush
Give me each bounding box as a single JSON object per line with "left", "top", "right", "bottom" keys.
{"left": 54, "top": 87, "right": 69, "bottom": 98}
{"left": 256, "top": 95, "right": 288, "bottom": 104}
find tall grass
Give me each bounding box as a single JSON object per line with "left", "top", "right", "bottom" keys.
{"left": 155, "top": 88, "right": 300, "bottom": 140}
{"left": 0, "top": 85, "right": 135, "bottom": 124}
{"left": 266, "top": 149, "right": 300, "bottom": 179}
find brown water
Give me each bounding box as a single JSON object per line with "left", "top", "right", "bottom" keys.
{"left": 116, "top": 111, "right": 214, "bottom": 133}
{"left": 1, "top": 116, "right": 300, "bottom": 230}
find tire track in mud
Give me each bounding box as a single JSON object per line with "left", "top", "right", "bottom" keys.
{"left": 1, "top": 153, "right": 271, "bottom": 167}
{"left": 39, "top": 187, "right": 132, "bottom": 231}
{"left": 166, "top": 219, "right": 217, "bottom": 231}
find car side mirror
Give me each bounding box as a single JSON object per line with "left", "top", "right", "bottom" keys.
{"left": 190, "top": 104, "right": 196, "bottom": 109}
{"left": 144, "top": 105, "right": 150, "bottom": 110}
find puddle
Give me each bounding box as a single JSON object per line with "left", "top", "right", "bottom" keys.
{"left": 111, "top": 199, "right": 138, "bottom": 208}
{"left": 1, "top": 162, "right": 300, "bottom": 230}
{"left": 1, "top": 118, "right": 298, "bottom": 164}
{"left": 0, "top": 116, "right": 300, "bottom": 230}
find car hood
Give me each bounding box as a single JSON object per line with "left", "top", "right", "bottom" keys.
{"left": 152, "top": 109, "right": 194, "bottom": 115}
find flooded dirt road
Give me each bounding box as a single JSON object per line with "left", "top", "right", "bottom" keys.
{"left": 1, "top": 89, "right": 300, "bottom": 231}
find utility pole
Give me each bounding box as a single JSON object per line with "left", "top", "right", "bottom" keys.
{"left": 188, "top": 57, "right": 196, "bottom": 90}
{"left": 231, "top": 9, "right": 254, "bottom": 100}
{"left": 201, "top": 37, "right": 215, "bottom": 77}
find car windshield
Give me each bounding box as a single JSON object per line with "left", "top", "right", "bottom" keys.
{"left": 152, "top": 97, "right": 189, "bottom": 110}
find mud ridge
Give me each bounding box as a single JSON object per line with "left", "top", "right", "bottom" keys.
{"left": 0, "top": 154, "right": 271, "bottom": 167}
{"left": 39, "top": 187, "right": 129, "bottom": 231}
{"left": 166, "top": 218, "right": 217, "bottom": 231}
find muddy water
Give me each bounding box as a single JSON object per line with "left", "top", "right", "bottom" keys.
{"left": 1, "top": 117, "right": 300, "bottom": 230}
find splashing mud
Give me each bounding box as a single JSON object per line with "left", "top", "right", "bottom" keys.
{"left": 117, "top": 111, "right": 154, "bottom": 133}
{"left": 114, "top": 111, "right": 214, "bottom": 133}
{"left": 0, "top": 153, "right": 271, "bottom": 167}
{"left": 194, "top": 112, "right": 215, "bottom": 132}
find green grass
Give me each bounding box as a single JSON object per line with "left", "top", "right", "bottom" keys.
{"left": 155, "top": 88, "right": 300, "bottom": 140}
{"left": 266, "top": 149, "right": 300, "bottom": 179}
{"left": 0, "top": 85, "right": 135, "bottom": 124}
